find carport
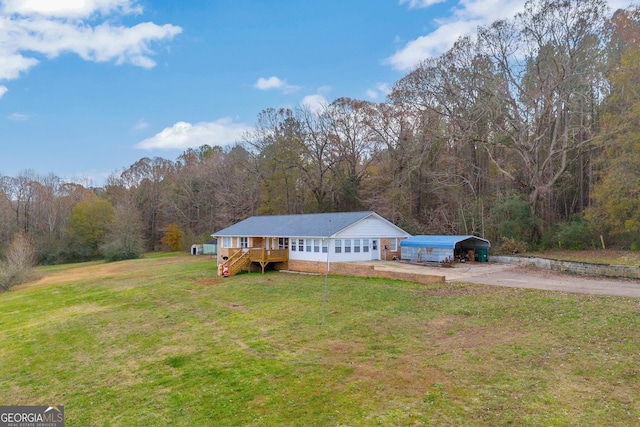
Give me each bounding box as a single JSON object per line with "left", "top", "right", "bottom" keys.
{"left": 400, "top": 235, "right": 490, "bottom": 263}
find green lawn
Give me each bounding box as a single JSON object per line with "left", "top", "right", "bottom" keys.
{"left": 1, "top": 255, "right": 639, "bottom": 426}
{"left": 524, "top": 249, "right": 640, "bottom": 265}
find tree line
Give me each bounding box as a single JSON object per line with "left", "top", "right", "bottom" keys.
{"left": 1, "top": 0, "right": 640, "bottom": 270}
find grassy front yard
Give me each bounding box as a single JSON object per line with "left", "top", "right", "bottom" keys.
{"left": 1, "top": 255, "right": 639, "bottom": 426}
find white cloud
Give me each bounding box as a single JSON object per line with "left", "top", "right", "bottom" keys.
{"left": 133, "top": 118, "right": 149, "bottom": 131}
{"left": 0, "top": 86, "right": 7, "bottom": 98}
{"left": 366, "top": 82, "right": 391, "bottom": 100}
{"left": 1, "top": 0, "right": 142, "bottom": 19}
{"left": 8, "top": 112, "right": 32, "bottom": 121}
{"left": 301, "top": 94, "right": 329, "bottom": 115}
{"left": 0, "top": 0, "right": 181, "bottom": 89}
{"left": 399, "top": 0, "right": 447, "bottom": 9}
{"left": 254, "top": 76, "right": 300, "bottom": 94}
{"left": 388, "top": 0, "right": 527, "bottom": 71}
{"left": 254, "top": 76, "right": 284, "bottom": 90}
{"left": 135, "top": 118, "right": 252, "bottom": 150}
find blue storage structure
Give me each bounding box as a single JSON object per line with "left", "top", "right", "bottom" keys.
{"left": 203, "top": 239, "right": 218, "bottom": 255}
{"left": 400, "top": 235, "right": 490, "bottom": 263}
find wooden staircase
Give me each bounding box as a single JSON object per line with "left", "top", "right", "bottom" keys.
{"left": 225, "top": 250, "right": 251, "bottom": 276}
{"left": 222, "top": 248, "right": 289, "bottom": 276}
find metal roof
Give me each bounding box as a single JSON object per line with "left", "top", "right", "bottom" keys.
{"left": 400, "top": 235, "right": 490, "bottom": 249}
{"left": 212, "top": 211, "right": 385, "bottom": 238}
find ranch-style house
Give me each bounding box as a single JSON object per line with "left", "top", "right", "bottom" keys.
{"left": 212, "top": 211, "right": 411, "bottom": 276}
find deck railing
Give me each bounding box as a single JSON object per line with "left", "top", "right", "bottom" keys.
{"left": 223, "top": 248, "right": 289, "bottom": 275}
{"left": 248, "top": 248, "right": 288, "bottom": 262}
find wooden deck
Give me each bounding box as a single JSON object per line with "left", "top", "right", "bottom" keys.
{"left": 224, "top": 248, "right": 288, "bottom": 275}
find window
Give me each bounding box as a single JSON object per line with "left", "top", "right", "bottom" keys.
{"left": 298, "top": 239, "right": 304, "bottom": 252}
{"left": 344, "top": 239, "right": 351, "bottom": 253}
{"left": 278, "top": 238, "right": 289, "bottom": 249}
{"left": 314, "top": 239, "right": 320, "bottom": 253}
{"left": 291, "top": 239, "right": 297, "bottom": 251}
{"left": 354, "top": 239, "right": 361, "bottom": 253}
{"left": 223, "top": 237, "right": 232, "bottom": 248}
{"left": 363, "top": 239, "right": 369, "bottom": 253}
{"left": 390, "top": 238, "right": 397, "bottom": 252}
{"left": 322, "top": 240, "right": 328, "bottom": 253}
{"left": 239, "top": 237, "right": 249, "bottom": 249}
{"left": 335, "top": 239, "right": 342, "bottom": 253}
{"left": 306, "top": 239, "right": 312, "bottom": 252}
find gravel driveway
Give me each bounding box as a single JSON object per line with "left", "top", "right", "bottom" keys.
{"left": 365, "top": 261, "right": 640, "bottom": 298}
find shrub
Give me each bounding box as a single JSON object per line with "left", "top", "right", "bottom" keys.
{"left": 498, "top": 236, "right": 529, "bottom": 254}
{"left": 161, "top": 224, "right": 183, "bottom": 252}
{"left": 0, "top": 233, "right": 36, "bottom": 291}
{"left": 489, "top": 194, "right": 537, "bottom": 244}
{"left": 556, "top": 217, "right": 598, "bottom": 250}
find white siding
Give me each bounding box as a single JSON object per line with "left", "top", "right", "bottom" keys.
{"left": 289, "top": 237, "right": 331, "bottom": 262}
{"left": 288, "top": 238, "right": 372, "bottom": 262}
{"left": 333, "top": 238, "right": 372, "bottom": 262}
{"left": 334, "top": 216, "right": 408, "bottom": 239}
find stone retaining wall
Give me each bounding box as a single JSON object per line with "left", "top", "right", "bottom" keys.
{"left": 288, "top": 260, "right": 444, "bottom": 285}
{"left": 491, "top": 255, "right": 640, "bottom": 280}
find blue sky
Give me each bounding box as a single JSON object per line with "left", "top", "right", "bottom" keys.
{"left": 0, "top": 0, "right": 626, "bottom": 184}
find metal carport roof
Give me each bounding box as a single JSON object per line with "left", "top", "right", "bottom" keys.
{"left": 400, "top": 235, "right": 490, "bottom": 249}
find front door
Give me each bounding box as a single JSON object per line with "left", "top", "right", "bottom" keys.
{"left": 371, "top": 239, "right": 379, "bottom": 260}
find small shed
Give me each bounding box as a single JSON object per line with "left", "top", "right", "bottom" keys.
{"left": 203, "top": 239, "right": 218, "bottom": 255}
{"left": 400, "top": 235, "right": 490, "bottom": 263}
{"left": 191, "top": 244, "right": 204, "bottom": 255}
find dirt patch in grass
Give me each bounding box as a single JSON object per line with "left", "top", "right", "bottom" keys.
{"left": 420, "top": 283, "right": 502, "bottom": 297}
{"left": 321, "top": 339, "right": 445, "bottom": 397}
{"left": 23, "top": 256, "right": 200, "bottom": 290}
{"left": 25, "top": 262, "right": 139, "bottom": 288}
{"left": 352, "top": 354, "right": 444, "bottom": 395}
{"left": 423, "top": 315, "right": 526, "bottom": 354}
{"left": 191, "top": 277, "right": 222, "bottom": 286}
{"left": 438, "top": 323, "right": 522, "bottom": 351}
{"left": 18, "top": 303, "right": 109, "bottom": 330}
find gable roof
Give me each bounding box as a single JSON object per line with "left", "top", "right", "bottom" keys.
{"left": 400, "top": 235, "right": 490, "bottom": 249}
{"left": 213, "top": 211, "right": 405, "bottom": 239}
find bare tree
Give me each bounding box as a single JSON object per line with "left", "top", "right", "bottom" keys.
{"left": 0, "top": 233, "right": 36, "bottom": 291}
{"left": 475, "top": 0, "right": 608, "bottom": 236}
{"left": 121, "top": 157, "right": 176, "bottom": 250}
{"left": 322, "top": 97, "right": 380, "bottom": 211}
